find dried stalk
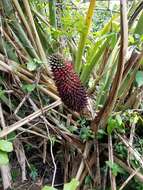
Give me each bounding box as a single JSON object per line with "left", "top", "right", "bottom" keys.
{"left": 108, "top": 135, "right": 116, "bottom": 190}
{"left": 0, "top": 103, "right": 12, "bottom": 189}
{"left": 75, "top": 142, "right": 92, "bottom": 181}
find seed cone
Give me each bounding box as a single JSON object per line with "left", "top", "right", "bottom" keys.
{"left": 49, "top": 53, "right": 87, "bottom": 112}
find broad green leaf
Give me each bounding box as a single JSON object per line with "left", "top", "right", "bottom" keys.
{"left": 7, "top": 132, "right": 16, "bottom": 142}
{"left": 106, "top": 161, "right": 124, "bottom": 176}
{"left": 135, "top": 71, "right": 143, "bottom": 87}
{"left": 107, "top": 114, "right": 123, "bottom": 134}
{"left": 63, "top": 178, "right": 79, "bottom": 190}
{"left": 42, "top": 186, "right": 57, "bottom": 190}
{"left": 0, "top": 151, "right": 9, "bottom": 165}
{"left": 22, "top": 84, "right": 36, "bottom": 93}
{"left": 129, "top": 35, "right": 135, "bottom": 44}
{"left": 80, "top": 38, "right": 108, "bottom": 84}
{"left": 115, "top": 115, "right": 123, "bottom": 126}
{"left": 107, "top": 117, "right": 117, "bottom": 134}
{"left": 130, "top": 114, "right": 139, "bottom": 125}
{"left": 0, "top": 140, "right": 13, "bottom": 152}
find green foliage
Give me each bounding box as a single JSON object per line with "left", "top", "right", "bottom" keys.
{"left": 0, "top": 151, "right": 9, "bottom": 165}
{"left": 0, "top": 140, "right": 13, "bottom": 152}
{"left": 42, "top": 186, "right": 57, "bottom": 190}
{"left": 107, "top": 114, "right": 124, "bottom": 134}
{"left": 11, "top": 168, "right": 21, "bottom": 182}
{"left": 27, "top": 58, "right": 42, "bottom": 71}
{"left": 29, "top": 164, "right": 38, "bottom": 181}
{"left": 115, "top": 142, "right": 127, "bottom": 159}
{"left": 61, "top": 6, "right": 84, "bottom": 37}
{"left": 84, "top": 175, "right": 92, "bottom": 186}
{"left": 7, "top": 132, "right": 16, "bottom": 142}
{"left": 135, "top": 71, "right": 143, "bottom": 87}
{"left": 0, "top": 140, "right": 13, "bottom": 165}
{"left": 22, "top": 84, "right": 36, "bottom": 93}
{"left": 97, "top": 129, "right": 107, "bottom": 140}
{"left": 42, "top": 178, "right": 79, "bottom": 190}
{"left": 129, "top": 112, "right": 139, "bottom": 125}
{"left": 106, "top": 161, "right": 125, "bottom": 176}
{"left": 67, "top": 125, "right": 78, "bottom": 133}
{"left": 63, "top": 178, "right": 79, "bottom": 190}
{"left": 93, "top": 9, "right": 112, "bottom": 31}
{"left": 80, "top": 127, "right": 95, "bottom": 142}
{"left": 123, "top": 110, "right": 140, "bottom": 125}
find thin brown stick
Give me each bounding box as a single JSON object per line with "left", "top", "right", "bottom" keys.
{"left": 14, "top": 94, "right": 29, "bottom": 115}
{"left": 102, "top": 166, "right": 108, "bottom": 190}
{"left": 108, "top": 135, "right": 116, "bottom": 190}
{"left": 127, "top": 122, "right": 136, "bottom": 166}
{"left": 94, "top": 139, "right": 101, "bottom": 187}
{"left": 0, "top": 103, "right": 12, "bottom": 189}
{"left": 75, "top": 142, "right": 91, "bottom": 181}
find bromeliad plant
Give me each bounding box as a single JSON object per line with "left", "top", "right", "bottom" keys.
{"left": 0, "top": 0, "right": 143, "bottom": 189}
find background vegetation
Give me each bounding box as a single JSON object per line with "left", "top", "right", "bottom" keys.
{"left": 0, "top": 0, "right": 143, "bottom": 189}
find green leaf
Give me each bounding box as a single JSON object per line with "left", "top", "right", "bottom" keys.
{"left": 106, "top": 161, "right": 124, "bottom": 176}
{"left": 129, "top": 35, "right": 135, "bottom": 44}
{"left": 97, "top": 129, "right": 107, "bottom": 139}
{"left": 115, "top": 115, "right": 123, "bottom": 126}
{"left": 0, "top": 151, "right": 9, "bottom": 165}
{"left": 27, "top": 60, "right": 37, "bottom": 71}
{"left": 0, "top": 140, "right": 13, "bottom": 152}
{"left": 42, "top": 186, "right": 57, "bottom": 190}
{"left": 84, "top": 176, "right": 92, "bottom": 185}
{"left": 135, "top": 71, "right": 143, "bottom": 87}
{"left": 80, "top": 127, "right": 94, "bottom": 142}
{"left": 22, "top": 84, "right": 36, "bottom": 93}
{"left": 30, "top": 164, "right": 38, "bottom": 181}
{"left": 130, "top": 113, "right": 139, "bottom": 125}
{"left": 107, "top": 117, "right": 117, "bottom": 134}
{"left": 107, "top": 115, "right": 123, "bottom": 134}
{"left": 64, "top": 178, "right": 79, "bottom": 190}
{"left": 7, "top": 132, "right": 16, "bottom": 142}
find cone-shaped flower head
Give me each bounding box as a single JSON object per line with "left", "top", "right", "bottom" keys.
{"left": 49, "top": 53, "right": 87, "bottom": 112}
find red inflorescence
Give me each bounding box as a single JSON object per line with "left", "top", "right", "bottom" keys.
{"left": 49, "top": 53, "right": 87, "bottom": 112}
